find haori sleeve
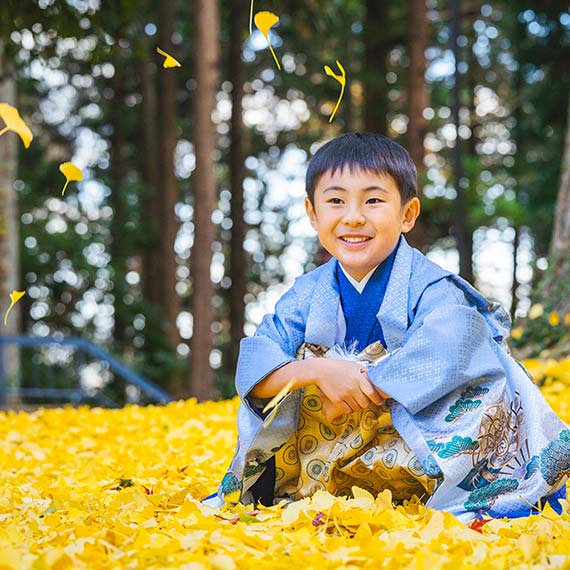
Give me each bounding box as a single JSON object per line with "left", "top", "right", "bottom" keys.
{"left": 235, "top": 279, "right": 308, "bottom": 419}
{"left": 366, "top": 278, "right": 506, "bottom": 415}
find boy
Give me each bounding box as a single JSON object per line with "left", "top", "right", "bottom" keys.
{"left": 202, "top": 133, "right": 569, "bottom": 522}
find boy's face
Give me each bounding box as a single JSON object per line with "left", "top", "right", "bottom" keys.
{"left": 305, "top": 167, "right": 420, "bottom": 281}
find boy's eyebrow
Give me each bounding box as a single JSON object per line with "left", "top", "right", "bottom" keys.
{"left": 322, "top": 185, "right": 389, "bottom": 194}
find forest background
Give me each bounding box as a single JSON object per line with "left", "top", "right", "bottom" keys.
{"left": 1, "top": 0, "right": 569, "bottom": 404}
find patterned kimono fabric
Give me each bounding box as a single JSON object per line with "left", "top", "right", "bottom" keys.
{"left": 273, "top": 247, "right": 438, "bottom": 503}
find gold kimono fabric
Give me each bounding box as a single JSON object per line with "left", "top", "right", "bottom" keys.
{"left": 273, "top": 342, "right": 438, "bottom": 503}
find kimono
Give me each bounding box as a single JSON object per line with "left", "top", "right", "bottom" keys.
{"left": 202, "top": 234, "right": 569, "bottom": 523}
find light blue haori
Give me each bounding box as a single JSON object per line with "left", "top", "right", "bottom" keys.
{"left": 202, "top": 235, "right": 569, "bottom": 522}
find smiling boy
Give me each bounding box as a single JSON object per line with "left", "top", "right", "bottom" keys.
{"left": 202, "top": 133, "right": 569, "bottom": 522}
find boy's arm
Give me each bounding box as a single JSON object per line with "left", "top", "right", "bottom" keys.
{"left": 236, "top": 279, "right": 309, "bottom": 418}
{"left": 366, "top": 278, "right": 506, "bottom": 416}
{"left": 249, "top": 359, "right": 317, "bottom": 399}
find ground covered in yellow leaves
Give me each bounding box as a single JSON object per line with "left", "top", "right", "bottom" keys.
{"left": 1, "top": 360, "right": 570, "bottom": 569}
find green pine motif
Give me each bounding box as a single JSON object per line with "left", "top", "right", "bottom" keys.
{"left": 445, "top": 398, "right": 482, "bottom": 422}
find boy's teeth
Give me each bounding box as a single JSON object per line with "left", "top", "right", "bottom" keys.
{"left": 341, "top": 237, "right": 370, "bottom": 243}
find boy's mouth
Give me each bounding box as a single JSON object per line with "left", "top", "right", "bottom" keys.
{"left": 338, "top": 235, "right": 372, "bottom": 244}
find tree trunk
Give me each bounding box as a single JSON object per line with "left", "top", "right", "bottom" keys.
{"left": 407, "top": 0, "right": 428, "bottom": 172}
{"left": 228, "top": 0, "right": 247, "bottom": 376}
{"left": 363, "top": 0, "right": 389, "bottom": 135}
{"left": 510, "top": 22, "right": 525, "bottom": 320}
{"left": 140, "top": 56, "right": 162, "bottom": 310}
{"left": 188, "top": 0, "right": 220, "bottom": 401}
{"left": 0, "top": 41, "right": 22, "bottom": 407}
{"left": 450, "top": 0, "right": 473, "bottom": 283}
{"left": 535, "top": 88, "right": 570, "bottom": 317}
{"left": 159, "top": 0, "right": 181, "bottom": 394}
{"left": 405, "top": 0, "right": 430, "bottom": 252}
{"left": 109, "top": 45, "right": 128, "bottom": 347}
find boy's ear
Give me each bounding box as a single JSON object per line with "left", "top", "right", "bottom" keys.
{"left": 305, "top": 197, "right": 318, "bottom": 231}
{"left": 401, "top": 197, "right": 420, "bottom": 234}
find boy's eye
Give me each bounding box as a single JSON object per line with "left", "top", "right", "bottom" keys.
{"left": 327, "top": 198, "right": 384, "bottom": 204}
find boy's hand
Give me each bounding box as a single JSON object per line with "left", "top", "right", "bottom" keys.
{"left": 310, "top": 358, "right": 388, "bottom": 418}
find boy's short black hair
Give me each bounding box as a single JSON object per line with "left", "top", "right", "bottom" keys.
{"left": 305, "top": 132, "right": 418, "bottom": 205}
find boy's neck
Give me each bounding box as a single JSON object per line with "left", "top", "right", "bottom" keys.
{"left": 338, "top": 263, "right": 379, "bottom": 287}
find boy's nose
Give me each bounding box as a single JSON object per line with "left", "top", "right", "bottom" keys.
{"left": 342, "top": 208, "right": 366, "bottom": 225}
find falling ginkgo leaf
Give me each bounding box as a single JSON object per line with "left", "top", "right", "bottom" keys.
{"left": 324, "top": 60, "right": 346, "bottom": 123}
{"left": 528, "top": 304, "right": 544, "bottom": 320}
{"left": 261, "top": 377, "right": 296, "bottom": 428}
{"left": 249, "top": 0, "right": 255, "bottom": 35}
{"left": 549, "top": 311, "right": 561, "bottom": 326}
{"left": 156, "top": 46, "right": 181, "bottom": 69}
{"left": 4, "top": 290, "right": 25, "bottom": 326}
{"left": 254, "top": 11, "right": 281, "bottom": 71}
{"left": 59, "top": 162, "right": 83, "bottom": 196}
{"left": 0, "top": 103, "right": 33, "bottom": 149}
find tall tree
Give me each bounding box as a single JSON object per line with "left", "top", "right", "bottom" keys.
{"left": 109, "top": 40, "right": 128, "bottom": 346}
{"left": 159, "top": 0, "right": 181, "bottom": 393}
{"left": 406, "top": 0, "right": 430, "bottom": 252}
{"left": 140, "top": 46, "right": 161, "bottom": 312}
{"left": 0, "top": 40, "right": 22, "bottom": 406}
{"left": 534, "top": 87, "right": 570, "bottom": 317}
{"left": 228, "top": 0, "right": 248, "bottom": 375}
{"left": 363, "top": 1, "right": 389, "bottom": 135}
{"left": 450, "top": 0, "right": 473, "bottom": 282}
{"left": 188, "top": 0, "right": 220, "bottom": 401}
{"left": 407, "top": 0, "right": 428, "bottom": 172}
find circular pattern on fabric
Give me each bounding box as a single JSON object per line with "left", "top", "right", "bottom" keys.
{"left": 303, "top": 394, "right": 322, "bottom": 412}
{"left": 407, "top": 456, "right": 426, "bottom": 477}
{"left": 299, "top": 434, "right": 318, "bottom": 455}
{"left": 297, "top": 414, "right": 305, "bottom": 430}
{"left": 336, "top": 487, "right": 352, "bottom": 498}
{"left": 350, "top": 433, "right": 364, "bottom": 449}
{"left": 381, "top": 449, "right": 398, "bottom": 469}
{"left": 307, "top": 459, "right": 326, "bottom": 480}
{"left": 351, "top": 462, "right": 372, "bottom": 476}
{"left": 282, "top": 444, "right": 298, "bottom": 465}
{"left": 373, "top": 465, "right": 390, "bottom": 480}
{"left": 362, "top": 410, "right": 378, "bottom": 431}
{"left": 340, "top": 425, "right": 354, "bottom": 440}
{"left": 333, "top": 468, "right": 349, "bottom": 484}
{"left": 377, "top": 425, "right": 397, "bottom": 435}
{"left": 319, "top": 422, "right": 336, "bottom": 441}
{"left": 362, "top": 448, "right": 376, "bottom": 466}
{"left": 331, "top": 413, "right": 348, "bottom": 426}
{"left": 275, "top": 467, "right": 285, "bottom": 481}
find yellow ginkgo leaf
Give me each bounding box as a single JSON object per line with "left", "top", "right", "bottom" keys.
{"left": 528, "top": 304, "right": 544, "bottom": 320}
{"left": 262, "top": 378, "right": 296, "bottom": 429}
{"left": 0, "top": 103, "right": 33, "bottom": 148}
{"left": 254, "top": 11, "right": 281, "bottom": 71}
{"left": 249, "top": 0, "right": 255, "bottom": 35}
{"left": 262, "top": 378, "right": 296, "bottom": 415}
{"left": 549, "top": 311, "right": 561, "bottom": 326}
{"left": 4, "top": 290, "right": 25, "bottom": 326}
{"left": 565, "top": 314, "right": 570, "bottom": 326}
{"left": 323, "top": 60, "right": 346, "bottom": 123}
{"left": 511, "top": 327, "right": 523, "bottom": 340}
{"left": 156, "top": 46, "right": 181, "bottom": 69}
{"left": 59, "top": 162, "right": 83, "bottom": 196}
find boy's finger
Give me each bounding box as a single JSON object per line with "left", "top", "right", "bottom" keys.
{"left": 363, "top": 388, "right": 384, "bottom": 406}
{"left": 358, "top": 379, "right": 384, "bottom": 405}
{"left": 347, "top": 384, "right": 369, "bottom": 409}
{"left": 360, "top": 373, "right": 389, "bottom": 401}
